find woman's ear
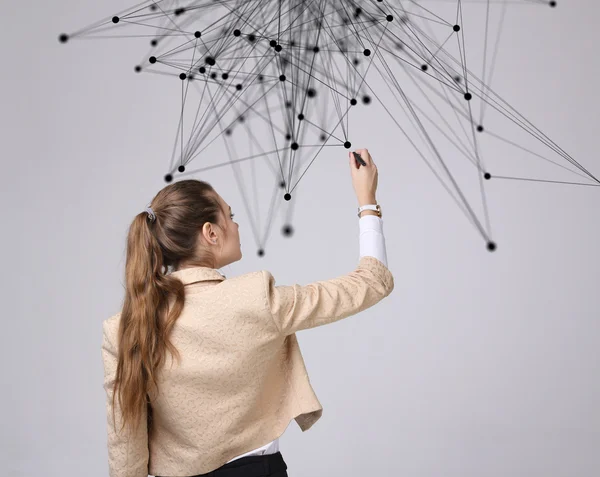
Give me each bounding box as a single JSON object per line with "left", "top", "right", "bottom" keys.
{"left": 200, "top": 222, "right": 212, "bottom": 245}
{"left": 201, "top": 222, "right": 221, "bottom": 245}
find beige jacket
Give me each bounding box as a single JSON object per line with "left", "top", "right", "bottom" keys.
{"left": 102, "top": 255, "right": 394, "bottom": 476}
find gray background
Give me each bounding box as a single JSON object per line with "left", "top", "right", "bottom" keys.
{"left": 1, "top": 0, "right": 599, "bottom": 476}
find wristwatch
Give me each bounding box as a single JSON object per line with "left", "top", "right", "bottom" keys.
{"left": 357, "top": 203, "right": 382, "bottom": 218}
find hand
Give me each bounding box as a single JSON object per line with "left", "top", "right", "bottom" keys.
{"left": 349, "top": 148, "right": 378, "bottom": 205}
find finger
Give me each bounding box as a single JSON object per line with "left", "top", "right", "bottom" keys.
{"left": 349, "top": 150, "right": 357, "bottom": 169}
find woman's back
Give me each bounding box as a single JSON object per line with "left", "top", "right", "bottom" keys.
{"left": 102, "top": 255, "right": 393, "bottom": 476}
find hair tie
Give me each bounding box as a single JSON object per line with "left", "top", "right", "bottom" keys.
{"left": 145, "top": 206, "right": 156, "bottom": 222}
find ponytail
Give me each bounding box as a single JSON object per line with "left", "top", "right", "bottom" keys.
{"left": 111, "top": 180, "right": 224, "bottom": 435}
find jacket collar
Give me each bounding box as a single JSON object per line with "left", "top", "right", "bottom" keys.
{"left": 169, "top": 267, "right": 227, "bottom": 286}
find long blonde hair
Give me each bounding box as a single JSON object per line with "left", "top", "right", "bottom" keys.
{"left": 111, "top": 179, "right": 230, "bottom": 436}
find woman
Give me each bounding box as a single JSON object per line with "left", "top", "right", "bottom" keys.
{"left": 101, "top": 148, "right": 394, "bottom": 477}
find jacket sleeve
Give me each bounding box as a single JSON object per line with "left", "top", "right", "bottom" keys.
{"left": 262, "top": 255, "right": 394, "bottom": 336}
{"left": 101, "top": 319, "right": 149, "bottom": 477}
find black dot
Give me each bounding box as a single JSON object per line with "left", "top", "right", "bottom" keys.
{"left": 284, "top": 193, "right": 291, "bottom": 201}
{"left": 258, "top": 249, "right": 265, "bottom": 256}
{"left": 362, "top": 95, "right": 371, "bottom": 104}
{"left": 549, "top": 1, "right": 556, "bottom": 6}
{"left": 180, "top": 73, "right": 187, "bottom": 80}
{"left": 298, "top": 113, "right": 304, "bottom": 120}
{"left": 134, "top": 65, "right": 142, "bottom": 73}
{"left": 149, "top": 56, "right": 157, "bottom": 64}
{"left": 355, "top": 7, "right": 362, "bottom": 16}
{"left": 285, "top": 133, "right": 291, "bottom": 140}
{"left": 236, "top": 84, "right": 242, "bottom": 90}
{"left": 149, "top": 4, "right": 157, "bottom": 10}
{"left": 233, "top": 29, "right": 241, "bottom": 36}
{"left": 174, "top": 8, "right": 185, "bottom": 15}
{"left": 484, "top": 172, "right": 491, "bottom": 180}
{"left": 320, "top": 134, "right": 327, "bottom": 141}
{"left": 421, "top": 64, "right": 428, "bottom": 71}
{"left": 178, "top": 165, "right": 185, "bottom": 172}
{"left": 282, "top": 224, "right": 293, "bottom": 236}
{"left": 285, "top": 101, "right": 292, "bottom": 108}
{"left": 350, "top": 98, "right": 357, "bottom": 105}
{"left": 363, "top": 49, "right": 371, "bottom": 56}
{"left": 313, "top": 45, "right": 319, "bottom": 53}
{"left": 270, "top": 39, "right": 277, "bottom": 47}
{"left": 225, "top": 129, "right": 232, "bottom": 136}
{"left": 206, "top": 57, "right": 215, "bottom": 66}
{"left": 307, "top": 88, "right": 316, "bottom": 97}
{"left": 279, "top": 74, "right": 286, "bottom": 81}
{"left": 487, "top": 242, "right": 497, "bottom": 252}
{"left": 258, "top": 75, "right": 264, "bottom": 82}
{"left": 344, "top": 141, "right": 351, "bottom": 149}
{"left": 386, "top": 15, "right": 393, "bottom": 21}
{"left": 453, "top": 25, "right": 460, "bottom": 32}
{"left": 112, "top": 16, "right": 119, "bottom": 24}
{"left": 195, "top": 31, "right": 201, "bottom": 38}
{"left": 164, "top": 174, "right": 173, "bottom": 182}
{"left": 291, "top": 142, "right": 299, "bottom": 150}
{"left": 464, "top": 92, "right": 472, "bottom": 100}
{"left": 222, "top": 72, "right": 229, "bottom": 80}
{"left": 238, "top": 115, "right": 245, "bottom": 122}
{"left": 150, "top": 39, "right": 157, "bottom": 47}
{"left": 248, "top": 34, "right": 256, "bottom": 42}
{"left": 199, "top": 66, "right": 206, "bottom": 74}
{"left": 353, "top": 58, "right": 360, "bottom": 66}
{"left": 280, "top": 180, "right": 286, "bottom": 188}
{"left": 275, "top": 44, "right": 282, "bottom": 52}
{"left": 58, "top": 33, "right": 69, "bottom": 43}
{"left": 454, "top": 75, "right": 462, "bottom": 83}
{"left": 210, "top": 72, "right": 217, "bottom": 79}
{"left": 188, "top": 75, "right": 195, "bottom": 81}
{"left": 477, "top": 125, "right": 484, "bottom": 132}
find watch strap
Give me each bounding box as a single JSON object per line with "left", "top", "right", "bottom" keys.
{"left": 357, "top": 204, "right": 381, "bottom": 217}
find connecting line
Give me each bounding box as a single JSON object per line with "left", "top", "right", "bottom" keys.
{"left": 61, "top": 0, "right": 598, "bottom": 254}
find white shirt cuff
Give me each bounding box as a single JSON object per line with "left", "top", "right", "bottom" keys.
{"left": 359, "top": 216, "right": 388, "bottom": 267}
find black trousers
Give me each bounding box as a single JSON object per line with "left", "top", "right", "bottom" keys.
{"left": 156, "top": 451, "right": 288, "bottom": 477}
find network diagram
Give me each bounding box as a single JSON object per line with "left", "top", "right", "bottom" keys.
{"left": 59, "top": 0, "right": 598, "bottom": 255}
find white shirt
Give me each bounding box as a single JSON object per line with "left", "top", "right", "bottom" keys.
{"left": 226, "top": 215, "right": 387, "bottom": 463}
